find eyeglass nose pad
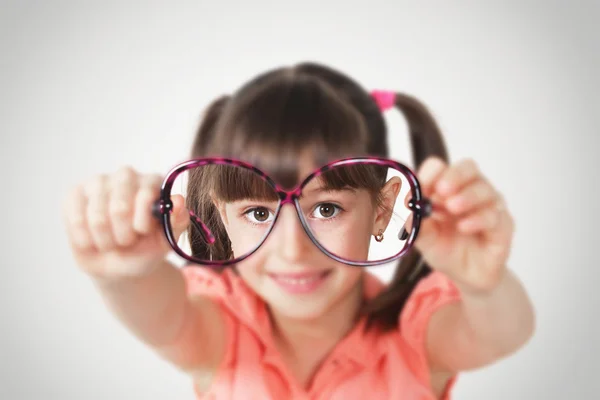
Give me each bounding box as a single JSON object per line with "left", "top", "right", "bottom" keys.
{"left": 398, "top": 228, "right": 409, "bottom": 240}
{"left": 188, "top": 211, "right": 216, "bottom": 245}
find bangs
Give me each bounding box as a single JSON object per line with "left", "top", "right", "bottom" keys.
{"left": 211, "top": 164, "right": 278, "bottom": 202}
{"left": 202, "top": 162, "right": 388, "bottom": 204}
{"left": 315, "top": 163, "right": 387, "bottom": 193}
{"left": 207, "top": 70, "right": 370, "bottom": 189}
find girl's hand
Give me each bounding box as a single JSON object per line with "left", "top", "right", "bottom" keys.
{"left": 63, "top": 166, "right": 189, "bottom": 283}
{"left": 413, "top": 157, "right": 514, "bottom": 295}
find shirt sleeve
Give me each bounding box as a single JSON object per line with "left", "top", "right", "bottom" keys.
{"left": 398, "top": 270, "right": 462, "bottom": 397}
{"left": 179, "top": 265, "right": 239, "bottom": 368}
{"left": 181, "top": 265, "right": 231, "bottom": 299}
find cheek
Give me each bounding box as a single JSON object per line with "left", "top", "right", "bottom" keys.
{"left": 225, "top": 220, "right": 271, "bottom": 258}
{"left": 338, "top": 265, "right": 364, "bottom": 287}
{"left": 313, "top": 212, "right": 374, "bottom": 260}
{"left": 234, "top": 258, "right": 263, "bottom": 290}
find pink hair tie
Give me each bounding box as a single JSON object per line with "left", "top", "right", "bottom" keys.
{"left": 370, "top": 90, "right": 396, "bottom": 111}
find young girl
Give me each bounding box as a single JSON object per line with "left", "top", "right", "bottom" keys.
{"left": 64, "top": 62, "right": 535, "bottom": 399}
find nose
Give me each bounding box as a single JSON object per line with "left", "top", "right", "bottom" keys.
{"left": 271, "top": 203, "right": 313, "bottom": 262}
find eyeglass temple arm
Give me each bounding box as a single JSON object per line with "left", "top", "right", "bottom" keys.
{"left": 152, "top": 199, "right": 216, "bottom": 245}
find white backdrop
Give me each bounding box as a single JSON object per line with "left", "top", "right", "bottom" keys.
{"left": 1, "top": 1, "right": 598, "bottom": 399}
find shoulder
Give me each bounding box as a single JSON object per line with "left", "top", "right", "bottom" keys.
{"left": 398, "top": 270, "right": 462, "bottom": 398}
{"left": 399, "top": 270, "right": 461, "bottom": 337}
{"left": 180, "top": 265, "right": 232, "bottom": 297}
{"left": 180, "top": 266, "right": 272, "bottom": 394}
{"left": 363, "top": 272, "right": 461, "bottom": 365}
{"left": 181, "top": 264, "right": 271, "bottom": 342}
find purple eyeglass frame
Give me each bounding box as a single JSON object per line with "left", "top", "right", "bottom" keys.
{"left": 152, "top": 156, "right": 432, "bottom": 267}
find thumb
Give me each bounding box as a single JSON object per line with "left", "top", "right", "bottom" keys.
{"left": 412, "top": 156, "right": 446, "bottom": 255}
{"left": 170, "top": 194, "right": 190, "bottom": 240}
{"left": 414, "top": 216, "right": 440, "bottom": 255}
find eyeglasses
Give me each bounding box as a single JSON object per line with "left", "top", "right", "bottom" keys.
{"left": 152, "top": 157, "right": 432, "bottom": 267}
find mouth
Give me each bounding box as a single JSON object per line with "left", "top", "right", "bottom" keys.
{"left": 268, "top": 270, "right": 332, "bottom": 294}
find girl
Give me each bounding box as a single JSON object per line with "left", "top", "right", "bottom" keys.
{"left": 64, "top": 62, "right": 535, "bottom": 399}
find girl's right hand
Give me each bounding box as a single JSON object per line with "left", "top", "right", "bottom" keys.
{"left": 63, "top": 166, "right": 190, "bottom": 282}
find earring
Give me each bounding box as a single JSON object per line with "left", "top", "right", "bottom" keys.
{"left": 375, "top": 229, "right": 384, "bottom": 242}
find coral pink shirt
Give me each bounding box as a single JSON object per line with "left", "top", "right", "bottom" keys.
{"left": 181, "top": 266, "right": 461, "bottom": 400}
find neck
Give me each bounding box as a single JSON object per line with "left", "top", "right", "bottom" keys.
{"left": 268, "top": 277, "right": 364, "bottom": 358}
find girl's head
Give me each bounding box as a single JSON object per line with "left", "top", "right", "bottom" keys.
{"left": 187, "top": 62, "right": 449, "bottom": 329}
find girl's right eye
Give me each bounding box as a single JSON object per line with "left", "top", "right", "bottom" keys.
{"left": 243, "top": 207, "right": 275, "bottom": 225}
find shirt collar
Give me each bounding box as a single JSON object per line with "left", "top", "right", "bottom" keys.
{"left": 222, "top": 269, "right": 389, "bottom": 368}
{"left": 326, "top": 272, "right": 388, "bottom": 367}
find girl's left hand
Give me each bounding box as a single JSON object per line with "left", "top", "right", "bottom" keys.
{"left": 412, "top": 157, "right": 515, "bottom": 295}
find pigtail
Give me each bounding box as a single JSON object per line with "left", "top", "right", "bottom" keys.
{"left": 190, "top": 95, "right": 230, "bottom": 155}
{"left": 364, "top": 92, "right": 450, "bottom": 331}
{"left": 394, "top": 93, "right": 449, "bottom": 166}
{"left": 186, "top": 95, "right": 234, "bottom": 268}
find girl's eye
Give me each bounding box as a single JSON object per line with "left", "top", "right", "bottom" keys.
{"left": 311, "top": 203, "right": 341, "bottom": 219}
{"left": 244, "top": 207, "right": 274, "bottom": 224}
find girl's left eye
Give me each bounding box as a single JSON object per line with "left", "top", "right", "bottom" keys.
{"left": 311, "top": 203, "right": 342, "bottom": 219}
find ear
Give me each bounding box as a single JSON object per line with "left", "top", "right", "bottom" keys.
{"left": 372, "top": 176, "right": 402, "bottom": 235}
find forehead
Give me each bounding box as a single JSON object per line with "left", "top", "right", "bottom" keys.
{"left": 256, "top": 147, "right": 327, "bottom": 190}
{"left": 295, "top": 150, "right": 323, "bottom": 181}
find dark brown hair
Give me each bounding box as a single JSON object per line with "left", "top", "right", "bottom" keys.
{"left": 188, "top": 62, "right": 449, "bottom": 331}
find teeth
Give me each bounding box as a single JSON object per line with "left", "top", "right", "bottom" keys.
{"left": 279, "top": 276, "right": 321, "bottom": 285}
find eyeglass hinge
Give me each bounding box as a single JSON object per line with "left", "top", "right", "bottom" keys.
{"left": 407, "top": 198, "right": 432, "bottom": 217}
{"left": 152, "top": 199, "right": 173, "bottom": 218}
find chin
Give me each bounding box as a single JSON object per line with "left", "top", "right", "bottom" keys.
{"left": 266, "top": 295, "right": 334, "bottom": 321}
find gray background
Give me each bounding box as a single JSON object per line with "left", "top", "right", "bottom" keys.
{"left": 1, "top": 1, "right": 598, "bottom": 399}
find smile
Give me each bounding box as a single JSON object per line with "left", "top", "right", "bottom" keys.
{"left": 268, "top": 270, "right": 332, "bottom": 294}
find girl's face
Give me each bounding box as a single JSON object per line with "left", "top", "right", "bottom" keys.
{"left": 213, "top": 158, "right": 400, "bottom": 321}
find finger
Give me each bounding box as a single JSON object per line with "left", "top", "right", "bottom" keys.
{"left": 85, "top": 175, "right": 116, "bottom": 251}
{"left": 456, "top": 202, "right": 502, "bottom": 234}
{"left": 108, "top": 166, "right": 139, "bottom": 247}
{"left": 482, "top": 199, "right": 514, "bottom": 261}
{"left": 413, "top": 213, "right": 443, "bottom": 253}
{"left": 445, "top": 179, "right": 497, "bottom": 216}
{"left": 436, "top": 158, "right": 480, "bottom": 197}
{"left": 63, "top": 185, "right": 94, "bottom": 250}
{"left": 416, "top": 156, "right": 447, "bottom": 196}
{"left": 132, "top": 174, "right": 163, "bottom": 235}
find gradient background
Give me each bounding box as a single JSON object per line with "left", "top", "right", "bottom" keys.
{"left": 1, "top": 1, "right": 598, "bottom": 399}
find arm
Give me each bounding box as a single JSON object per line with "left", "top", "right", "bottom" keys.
{"left": 426, "top": 268, "right": 535, "bottom": 373}
{"left": 94, "top": 259, "right": 227, "bottom": 372}
{"left": 410, "top": 157, "right": 536, "bottom": 395}
{"left": 64, "top": 167, "right": 226, "bottom": 374}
